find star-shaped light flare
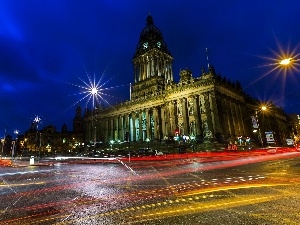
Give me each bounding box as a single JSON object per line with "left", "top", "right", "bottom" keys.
{"left": 34, "top": 116, "right": 41, "bottom": 124}
{"left": 246, "top": 40, "right": 300, "bottom": 88}
{"left": 66, "top": 67, "right": 128, "bottom": 111}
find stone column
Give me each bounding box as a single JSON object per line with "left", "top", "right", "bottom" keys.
{"left": 134, "top": 64, "right": 137, "bottom": 83}
{"left": 237, "top": 104, "right": 246, "bottom": 135}
{"left": 139, "top": 112, "right": 143, "bottom": 141}
{"left": 114, "top": 117, "right": 118, "bottom": 140}
{"left": 143, "top": 59, "right": 147, "bottom": 80}
{"left": 105, "top": 119, "right": 109, "bottom": 141}
{"left": 161, "top": 106, "right": 166, "bottom": 137}
{"left": 208, "top": 91, "right": 222, "bottom": 135}
{"left": 165, "top": 106, "right": 171, "bottom": 136}
{"left": 168, "top": 101, "right": 175, "bottom": 134}
{"left": 146, "top": 109, "right": 151, "bottom": 139}
{"left": 235, "top": 102, "right": 244, "bottom": 135}
{"left": 131, "top": 113, "right": 136, "bottom": 142}
{"left": 139, "top": 60, "right": 142, "bottom": 81}
{"left": 119, "top": 116, "right": 123, "bottom": 140}
{"left": 222, "top": 96, "right": 231, "bottom": 137}
{"left": 182, "top": 98, "right": 189, "bottom": 135}
{"left": 110, "top": 118, "right": 114, "bottom": 140}
{"left": 153, "top": 107, "right": 158, "bottom": 139}
{"left": 193, "top": 95, "right": 201, "bottom": 135}
{"left": 228, "top": 101, "right": 235, "bottom": 136}
{"left": 232, "top": 101, "right": 239, "bottom": 135}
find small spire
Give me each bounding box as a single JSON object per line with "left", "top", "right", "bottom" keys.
{"left": 206, "top": 48, "right": 210, "bottom": 69}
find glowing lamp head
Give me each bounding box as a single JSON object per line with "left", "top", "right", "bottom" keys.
{"left": 91, "top": 87, "right": 98, "bottom": 95}
{"left": 279, "top": 58, "right": 292, "bottom": 65}
{"left": 34, "top": 116, "right": 41, "bottom": 123}
{"left": 261, "top": 106, "right": 267, "bottom": 111}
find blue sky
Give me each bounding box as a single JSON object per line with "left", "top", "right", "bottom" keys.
{"left": 1, "top": 0, "right": 300, "bottom": 135}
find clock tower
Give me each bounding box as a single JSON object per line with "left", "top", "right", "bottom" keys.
{"left": 131, "top": 15, "right": 174, "bottom": 101}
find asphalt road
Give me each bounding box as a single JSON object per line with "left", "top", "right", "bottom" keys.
{"left": 0, "top": 151, "right": 300, "bottom": 225}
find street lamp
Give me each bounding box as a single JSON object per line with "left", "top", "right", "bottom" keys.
{"left": 276, "top": 55, "right": 300, "bottom": 73}
{"left": 34, "top": 116, "right": 41, "bottom": 160}
{"left": 279, "top": 58, "right": 293, "bottom": 65}
{"left": 91, "top": 87, "right": 98, "bottom": 153}
{"left": 278, "top": 55, "right": 300, "bottom": 66}
{"left": 253, "top": 106, "right": 267, "bottom": 147}
{"left": 12, "top": 129, "right": 19, "bottom": 162}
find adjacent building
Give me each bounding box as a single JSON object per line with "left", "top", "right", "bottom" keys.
{"left": 17, "top": 106, "right": 85, "bottom": 156}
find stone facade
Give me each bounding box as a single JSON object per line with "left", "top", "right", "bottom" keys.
{"left": 83, "top": 15, "right": 292, "bottom": 147}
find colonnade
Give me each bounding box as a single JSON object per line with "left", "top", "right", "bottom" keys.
{"left": 84, "top": 90, "right": 255, "bottom": 144}
{"left": 85, "top": 92, "right": 215, "bottom": 142}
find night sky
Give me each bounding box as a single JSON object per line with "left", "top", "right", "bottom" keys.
{"left": 1, "top": 0, "right": 300, "bottom": 135}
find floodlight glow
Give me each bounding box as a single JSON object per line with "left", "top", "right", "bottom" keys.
{"left": 91, "top": 87, "right": 98, "bottom": 95}
{"left": 246, "top": 41, "right": 300, "bottom": 89}
{"left": 279, "top": 58, "right": 292, "bottom": 65}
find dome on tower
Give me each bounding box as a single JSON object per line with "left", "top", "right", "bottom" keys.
{"left": 134, "top": 15, "right": 170, "bottom": 57}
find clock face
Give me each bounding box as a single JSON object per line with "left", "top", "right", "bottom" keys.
{"left": 143, "top": 42, "right": 148, "bottom": 49}
{"left": 157, "top": 41, "right": 161, "bottom": 48}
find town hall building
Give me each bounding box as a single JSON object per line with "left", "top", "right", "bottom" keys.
{"left": 83, "top": 15, "right": 291, "bottom": 148}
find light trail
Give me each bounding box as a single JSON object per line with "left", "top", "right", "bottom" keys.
{"left": 1, "top": 152, "right": 298, "bottom": 201}
{"left": 53, "top": 183, "right": 289, "bottom": 225}
{"left": 0, "top": 169, "right": 54, "bottom": 177}
{"left": 1, "top": 152, "right": 299, "bottom": 224}
{"left": 0, "top": 181, "right": 45, "bottom": 187}
{"left": 115, "top": 158, "right": 140, "bottom": 176}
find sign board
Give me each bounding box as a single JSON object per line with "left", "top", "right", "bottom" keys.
{"left": 265, "top": 131, "right": 275, "bottom": 144}
{"left": 286, "top": 139, "right": 294, "bottom": 146}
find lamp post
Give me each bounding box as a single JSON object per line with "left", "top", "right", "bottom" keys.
{"left": 91, "top": 87, "right": 98, "bottom": 154}
{"left": 254, "top": 106, "right": 267, "bottom": 147}
{"left": 12, "top": 129, "right": 19, "bottom": 163}
{"left": 255, "top": 110, "right": 263, "bottom": 147}
{"left": 34, "top": 116, "right": 41, "bottom": 160}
